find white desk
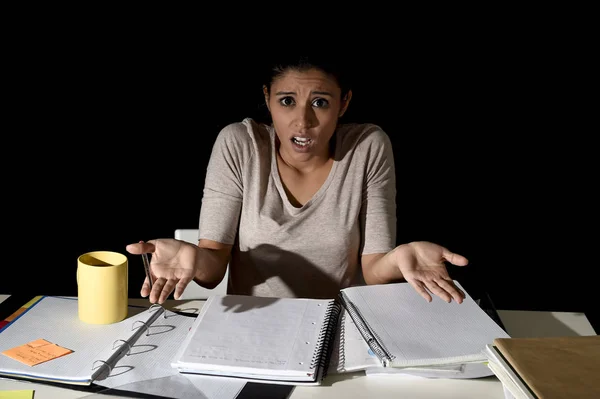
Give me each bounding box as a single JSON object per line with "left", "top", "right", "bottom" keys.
{"left": 0, "top": 295, "right": 596, "bottom": 399}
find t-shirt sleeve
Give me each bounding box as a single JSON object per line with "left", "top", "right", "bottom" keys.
{"left": 198, "top": 122, "right": 251, "bottom": 244}
{"left": 359, "top": 127, "right": 397, "bottom": 255}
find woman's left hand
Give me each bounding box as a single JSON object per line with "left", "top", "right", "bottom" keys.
{"left": 392, "top": 241, "right": 469, "bottom": 303}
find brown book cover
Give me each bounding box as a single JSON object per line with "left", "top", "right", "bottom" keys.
{"left": 494, "top": 336, "right": 600, "bottom": 399}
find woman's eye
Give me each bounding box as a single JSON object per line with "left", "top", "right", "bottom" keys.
{"left": 279, "top": 97, "right": 295, "bottom": 107}
{"left": 312, "top": 98, "right": 329, "bottom": 108}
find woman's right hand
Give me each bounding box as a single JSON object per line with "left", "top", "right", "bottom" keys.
{"left": 125, "top": 239, "right": 199, "bottom": 303}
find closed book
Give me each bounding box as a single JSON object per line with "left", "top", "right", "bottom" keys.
{"left": 493, "top": 336, "right": 600, "bottom": 399}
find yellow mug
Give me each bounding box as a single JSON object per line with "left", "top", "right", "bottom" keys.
{"left": 77, "top": 251, "right": 128, "bottom": 324}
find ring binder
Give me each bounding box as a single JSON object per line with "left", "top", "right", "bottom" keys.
{"left": 132, "top": 320, "right": 151, "bottom": 336}
{"left": 0, "top": 295, "right": 197, "bottom": 388}
{"left": 112, "top": 339, "right": 132, "bottom": 355}
{"left": 92, "top": 359, "right": 112, "bottom": 374}
{"left": 149, "top": 304, "right": 167, "bottom": 318}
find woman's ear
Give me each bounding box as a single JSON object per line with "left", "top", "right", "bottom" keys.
{"left": 338, "top": 90, "right": 353, "bottom": 118}
{"left": 263, "top": 85, "right": 270, "bottom": 112}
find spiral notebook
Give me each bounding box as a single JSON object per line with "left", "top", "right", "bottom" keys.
{"left": 335, "top": 281, "right": 510, "bottom": 371}
{"left": 171, "top": 294, "right": 341, "bottom": 385}
{"left": 0, "top": 295, "right": 196, "bottom": 388}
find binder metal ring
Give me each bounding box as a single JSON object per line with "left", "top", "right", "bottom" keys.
{"left": 149, "top": 303, "right": 167, "bottom": 318}
{"left": 92, "top": 360, "right": 113, "bottom": 374}
{"left": 132, "top": 320, "right": 151, "bottom": 336}
{"left": 112, "top": 339, "right": 132, "bottom": 355}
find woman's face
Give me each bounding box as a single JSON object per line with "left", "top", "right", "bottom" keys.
{"left": 264, "top": 68, "right": 351, "bottom": 162}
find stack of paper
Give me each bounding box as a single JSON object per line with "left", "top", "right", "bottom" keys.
{"left": 330, "top": 281, "right": 510, "bottom": 378}
{"left": 171, "top": 294, "right": 341, "bottom": 385}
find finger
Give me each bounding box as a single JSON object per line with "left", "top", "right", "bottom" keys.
{"left": 435, "top": 278, "right": 465, "bottom": 304}
{"left": 125, "top": 240, "right": 157, "bottom": 255}
{"left": 406, "top": 278, "right": 432, "bottom": 302}
{"left": 424, "top": 280, "right": 452, "bottom": 303}
{"left": 159, "top": 279, "right": 177, "bottom": 304}
{"left": 174, "top": 276, "right": 193, "bottom": 300}
{"left": 140, "top": 277, "right": 151, "bottom": 298}
{"left": 441, "top": 248, "right": 469, "bottom": 266}
{"left": 149, "top": 277, "right": 167, "bottom": 304}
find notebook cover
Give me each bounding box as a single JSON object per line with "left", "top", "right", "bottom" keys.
{"left": 494, "top": 336, "right": 600, "bottom": 399}
{"left": 0, "top": 296, "right": 43, "bottom": 333}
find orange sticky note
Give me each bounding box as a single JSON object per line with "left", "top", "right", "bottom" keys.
{"left": 1, "top": 339, "right": 73, "bottom": 366}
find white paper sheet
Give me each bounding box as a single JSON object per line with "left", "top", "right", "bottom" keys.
{"left": 172, "top": 295, "right": 336, "bottom": 383}
{"left": 338, "top": 281, "right": 510, "bottom": 368}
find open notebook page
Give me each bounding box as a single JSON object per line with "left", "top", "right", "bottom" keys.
{"left": 94, "top": 309, "right": 196, "bottom": 388}
{"left": 173, "top": 295, "right": 335, "bottom": 382}
{"left": 340, "top": 281, "right": 510, "bottom": 368}
{"left": 0, "top": 296, "right": 245, "bottom": 396}
{"left": 329, "top": 308, "right": 493, "bottom": 378}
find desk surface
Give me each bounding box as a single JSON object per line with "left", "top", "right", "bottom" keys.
{"left": 0, "top": 295, "right": 596, "bottom": 399}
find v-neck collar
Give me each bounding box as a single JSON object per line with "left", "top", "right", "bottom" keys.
{"left": 269, "top": 125, "right": 340, "bottom": 215}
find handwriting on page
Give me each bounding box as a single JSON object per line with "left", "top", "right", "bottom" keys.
{"left": 1, "top": 338, "right": 73, "bottom": 366}
{"left": 187, "top": 299, "right": 323, "bottom": 369}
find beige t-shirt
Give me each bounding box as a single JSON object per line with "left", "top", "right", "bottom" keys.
{"left": 198, "top": 118, "right": 396, "bottom": 299}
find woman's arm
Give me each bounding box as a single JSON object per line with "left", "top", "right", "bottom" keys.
{"left": 195, "top": 239, "right": 233, "bottom": 289}
{"left": 361, "top": 250, "right": 403, "bottom": 284}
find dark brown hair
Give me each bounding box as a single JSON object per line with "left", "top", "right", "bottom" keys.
{"left": 263, "top": 56, "right": 352, "bottom": 99}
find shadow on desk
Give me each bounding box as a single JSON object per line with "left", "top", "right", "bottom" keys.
{"left": 80, "top": 374, "right": 295, "bottom": 399}
{"left": 499, "top": 310, "right": 597, "bottom": 337}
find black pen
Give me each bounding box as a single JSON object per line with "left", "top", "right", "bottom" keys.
{"left": 142, "top": 252, "right": 153, "bottom": 289}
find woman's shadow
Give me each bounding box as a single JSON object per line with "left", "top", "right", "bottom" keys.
{"left": 219, "top": 243, "right": 348, "bottom": 312}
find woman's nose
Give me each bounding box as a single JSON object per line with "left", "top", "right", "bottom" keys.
{"left": 293, "top": 105, "right": 316, "bottom": 130}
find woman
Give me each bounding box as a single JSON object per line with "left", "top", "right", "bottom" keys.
{"left": 126, "top": 57, "right": 468, "bottom": 304}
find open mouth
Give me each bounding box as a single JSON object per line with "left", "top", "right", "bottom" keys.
{"left": 292, "top": 137, "right": 312, "bottom": 147}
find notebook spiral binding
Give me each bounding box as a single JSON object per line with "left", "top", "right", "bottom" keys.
{"left": 338, "top": 292, "right": 395, "bottom": 366}
{"left": 337, "top": 311, "right": 347, "bottom": 370}
{"left": 310, "top": 301, "right": 342, "bottom": 376}
{"left": 91, "top": 305, "right": 166, "bottom": 378}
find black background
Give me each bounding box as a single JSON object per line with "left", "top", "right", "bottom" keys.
{"left": 3, "top": 29, "right": 596, "bottom": 329}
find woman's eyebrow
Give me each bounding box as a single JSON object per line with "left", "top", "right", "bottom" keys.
{"left": 274, "top": 90, "right": 333, "bottom": 96}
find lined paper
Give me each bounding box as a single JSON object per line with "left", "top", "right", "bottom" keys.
{"left": 329, "top": 309, "right": 380, "bottom": 373}
{"left": 340, "top": 282, "right": 510, "bottom": 367}
{"left": 173, "top": 295, "right": 334, "bottom": 381}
